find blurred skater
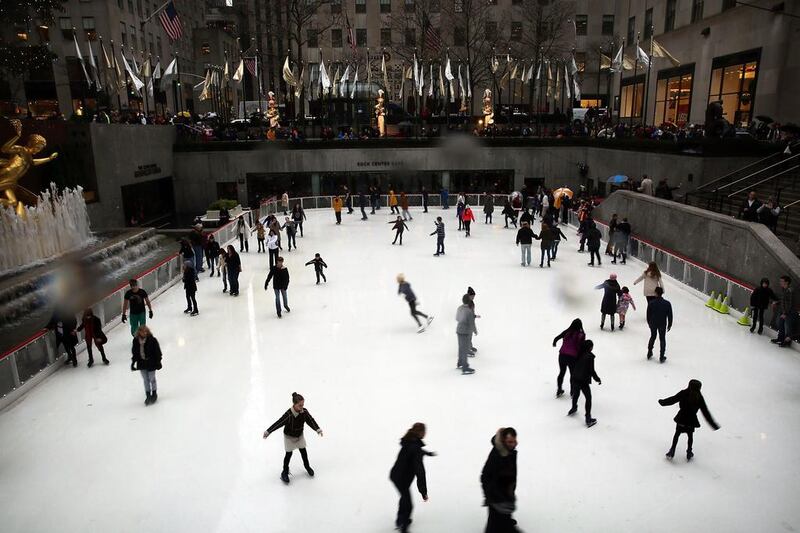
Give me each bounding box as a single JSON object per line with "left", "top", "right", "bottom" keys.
{"left": 263, "top": 392, "right": 323, "bottom": 484}
{"left": 47, "top": 309, "right": 79, "bottom": 367}
{"left": 397, "top": 274, "right": 433, "bottom": 332}
{"left": 389, "top": 423, "right": 435, "bottom": 533}
{"left": 484, "top": 193, "right": 494, "bottom": 224}
{"left": 455, "top": 295, "right": 477, "bottom": 375}
{"left": 481, "top": 427, "right": 520, "bottom": 533}
{"left": 659, "top": 379, "right": 720, "bottom": 461}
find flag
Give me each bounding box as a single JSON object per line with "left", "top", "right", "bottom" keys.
{"left": 367, "top": 56, "right": 372, "bottom": 91}
{"left": 651, "top": 39, "right": 680, "bottom": 67}
{"left": 600, "top": 53, "right": 612, "bottom": 70}
{"left": 199, "top": 70, "right": 211, "bottom": 100}
{"left": 86, "top": 40, "right": 101, "bottom": 89}
{"left": 345, "top": 12, "right": 356, "bottom": 55}
{"left": 294, "top": 64, "right": 305, "bottom": 97}
{"left": 244, "top": 58, "right": 256, "bottom": 77}
{"left": 573, "top": 78, "right": 581, "bottom": 101}
{"left": 223, "top": 60, "right": 229, "bottom": 82}
{"left": 546, "top": 61, "right": 552, "bottom": 97}
{"left": 564, "top": 64, "right": 571, "bottom": 100}
{"left": 413, "top": 54, "right": 419, "bottom": 94}
{"left": 233, "top": 59, "right": 244, "bottom": 82}
{"left": 444, "top": 56, "right": 455, "bottom": 102}
{"left": 399, "top": 63, "right": 405, "bottom": 101}
{"left": 428, "top": 64, "right": 433, "bottom": 97}
{"left": 525, "top": 63, "right": 534, "bottom": 84}
{"left": 283, "top": 56, "right": 297, "bottom": 86}
{"left": 332, "top": 65, "right": 340, "bottom": 97}
{"left": 73, "top": 33, "right": 91, "bottom": 85}
{"left": 510, "top": 63, "right": 518, "bottom": 81}
{"left": 569, "top": 55, "right": 578, "bottom": 75}
{"left": 465, "top": 65, "right": 471, "bottom": 98}
{"left": 159, "top": 1, "right": 183, "bottom": 41}
{"left": 350, "top": 65, "right": 358, "bottom": 99}
{"left": 438, "top": 65, "right": 445, "bottom": 98}
{"left": 131, "top": 54, "right": 139, "bottom": 76}
{"left": 636, "top": 45, "right": 650, "bottom": 68}
{"left": 121, "top": 52, "right": 144, "bottom": 91}
{"left": 320, "top": 59, "right": 331, "bottom": 93}
{"left": 381, "top": 54, "right": 389, "bottom": 93}
{"left": 160, "top": 57, "right": 176, "bottom": 91}
{"left": 147, "top": 78, "right": 154, "bottom": 98}
{"left": 141, "top": 57, "right": 152, "bottom": 78}
{"left": 152, "top": 60, "right": 161, "bottom": 80}
{"left": 423, "top": 14, "right": 442, "bottom": 55}
{"left": 341, "top": 63, "right": 351, "bottom": 84}
{"left": 417, "top": 60, "right": 424, "bottom": 96}
{"left": 458, "top": 64, "right": 465, "bottom": 99}
{"left": 491, "top": 54, "right": 499, "bottom": 73}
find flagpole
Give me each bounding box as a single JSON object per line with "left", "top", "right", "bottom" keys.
{"left": 140, "top": 0, "right": 172, "bottom": 28}
{"left": 445, "top": 49, "right": 450, "bottom": 132}
{"left": 643, "top": 30, "right": 654, "bottom": 127}
{"left": 176, "top": 51, "right": 182, "bottom": 114}
{"left": 110, "top": 39, "right": 122, "bottom": 111}
{"left": 98, "top": 36, "right": 110, "bottom": 111}
{"left": 631, "top": 32, "right": 640, "bottom": 128}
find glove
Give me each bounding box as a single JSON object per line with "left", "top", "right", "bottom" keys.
{"left": 552, "top": 340, "right": 557, "bottom": 347}
{"left": 317, "top": 429, "right": 324, "bottom": 437}
{"left": 658, "top": 399, "right": 666, "bottom": 406}
{"left": 148, "top": 310, "right": 153, "bottom": 319}
{"left": 121, "top": 314, "right": 127, "bottom": 323}
{"left": 130, "top": 363, "right": 136, "bottom": 372}
{"left": 264, "top": 282, "right": 269, "bottom": 290}
{"left": 262, "top": 430, "right": 270, "bottom": 439}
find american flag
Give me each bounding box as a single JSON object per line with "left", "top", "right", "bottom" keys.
{"left": 345, "top": 12, "right": 356, "bottom": 55}
{"left": 244, "top": 58, "right": 257, "bottom": 77}
{"left": 423, "top": 15, "right": 442, "bottom": 55}
{"left": 159, "top": 1, "right": 183, "bottom": 41}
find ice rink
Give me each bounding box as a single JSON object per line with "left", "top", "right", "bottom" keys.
{"left": 2, "top": 207, "right": 800, "bottom": 533}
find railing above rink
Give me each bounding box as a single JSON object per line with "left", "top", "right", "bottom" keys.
{"left": 0, "top": 212, "right": 254, "bottom": 408}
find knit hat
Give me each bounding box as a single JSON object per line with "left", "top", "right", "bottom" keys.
{"left": 467, "top": 286, "right": 476, "bottom": 296}
{"left": 610, "top": 273, "right": 617, "bottom": 280}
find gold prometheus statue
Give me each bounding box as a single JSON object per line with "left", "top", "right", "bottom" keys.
{"left": 0, "top": 119, "right": 58, "bottom": 216}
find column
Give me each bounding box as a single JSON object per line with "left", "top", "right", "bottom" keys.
{"left": 311, "top": 173, "right": 320, "bottom": 196}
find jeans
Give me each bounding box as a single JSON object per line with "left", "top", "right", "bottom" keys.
{"left": 551, "top": 240, "right": 560, "bottom": 259}
{"left": 221, "top": 268, "right": 228, "bottom": 291}
{"left": 436, "top": 237, "right": 445, "bottom": 255}
{"left": 129, "top": 312, "right": 146, "bottom": 336}
{"left": 192, "top": 245, "right": 204, "bottom": 272}
{"left": 257, "top": 238, "right": 265, "bottom": 253}
{"left": 519, "top": 244, "right": 531, "bottom": 265}
{"left": 402, "top": 208, "right": 412, "bottom": 220}
{"left": 393, "top": 230, "right": 404, "bottom": 245}
{"left": 361, "top": 206, "right": 367, "bottom": 219}
{"left": 648, "top": 324, "right": 667, "bottom": 356}
{"left": 274, "top": 288, "right": 289, "bottom": 314}
{"left": 287, "top": 233, "right": 297, "bottom": 250}
{"left": 140, "top": 370, "right": 157, "bottom": 394}
{"left": 540, "top": 247, "right": 551, "bottom": 267}
{"left": 315, "top": 269, "right": 327, "bottom": 283}
{"left": 228, "top": 269, "right": 240, "bottom": 294}
{"left": 778, "top": 311, "right": 797, "bottom": 342}
{"left": 485, "top": 213, "right": 493, "bottom": 224}
{"left": 297, "top": 220, "right": 304, "bottom": 237}
{"left": 206, "top": 253, "right": 217, "bottom": 272}
{"left": 423, "top": 198, "right": 428, "bottom": 212}
{"left": 485, "top": 505, "right": 518, "bottom": 533}
{"left": 457, "top": 333, "right": 472, "bottom": 369}
{"left": 185, "top": 291, "right": 198, "bottom": 312}
{"left": 751, "top": 307, "right": 765, "bottom": 331}
{"left": 335, "top": 211, "right": 342, "bottom": 224}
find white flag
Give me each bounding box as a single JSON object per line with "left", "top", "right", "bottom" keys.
{"left": 569, "top": 55, "right": 578, "bottom": 76}
{"left": 491, "top": 55, "right": 499, "bottom": 73}
{"left": 282, "top": 56, "right": 297, "bottom": 86}
{"left": 611, "top": 45, "right": 623, "bottom": 72}
{"left": 341, "top": 63, "right": 351, "bottom": 83}
{"left": 412, "top": 54, "right": 419, "bottom": 93}
{"left": 651, "top": 39, "right": 681, "bottom": 67}
{"left": 564, "top": 64, "right": 571, "bottom": 100}
{"left": 320, "top": 59, "right": 331, "bottom": 92}
{"left": 73, "top": 34, "right": 91, "bottom": 85}
{"left": 466, "top": 65, "right": 471, "bottom": 98}
{"left": 160, "top": 57, "right": 177, "bottom": 91}
{"left": 233, "top": 59, "right": 244, "bottom": 82}
{"left": 86, "top": 40, "right": 101, "bottom": 89}
{"left": 381, "top": 54, "right": 390, "bottom": 93}
{"left": 428, "top": 64, "right": 433, "bottom": 97}
{"left": 350, "top": 65, "right": 358, "bottom": 99}
{"left": 438, "top": 65, "right": 445, "bottom": 98}
{"left": 294, "top": 64, "right": 305, "bottom": 97}
{"left": 333, "top": 65, "right": 341, "bottom": 97}
{"left": 418, "top": 60, "right": 424, "bottom": 96}
{"left": 457, "top": 64, "right": 465, "bottom": 99}
{"left": 573, "top": 77, "right": 581, "bottom": 101}
{"left": 152, "top": 60, "right": 161, "bottom": 80}
{"left": 636, "top": 45, "right": 651, "bottom": 68}
{"left": 121, "top": 53, "right": 144, "bottom": 91}
{"left": 535, "top": 62, "right": 541, "bottom": 80}
{"left": 445, "top": 56, "right": 455, "bottom": 102}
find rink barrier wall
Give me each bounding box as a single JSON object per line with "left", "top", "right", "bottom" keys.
{"left": 0, "top": 213, "right": 252, "bottom": 411}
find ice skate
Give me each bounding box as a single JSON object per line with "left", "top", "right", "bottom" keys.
{"left": 461, "top": 367, "right": 475, "bottom": 375}
{"left": 567, "top": 406, "right": 577, "bottom": 416}
{"left": 281, "top": 470, "right": 290, "bottom": 484}
{"left": 665, "top": 450, "right": 675, "bottom": 460}
{"left": 586, "top": 418, "right": 597, "bottom": 428}
{"left": 686, "top": 451, "right": 694, "bottom": 461}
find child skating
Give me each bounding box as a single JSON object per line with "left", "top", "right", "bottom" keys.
{"left": 389, "top": 216, "right": 410, "bottom": 245}
{"left": 263, "top": 392, "right": 324, "bottom": 484}
{"left": 568, "top": 340, "right": 601, "bottom": 428}
{"left": 305, "top": 253, "right": 328, "bottom": 284}
{"left": 430, "top": 217, "right": 445, "bottom": 256}
{"left": 658, "top": 379, "right": 720, "bottom": 461}
{"left": 617, "top": 286, "right": 636, "bottom": 330}
{"left": 397, "top": 274, "right": 434, "bottom": 332}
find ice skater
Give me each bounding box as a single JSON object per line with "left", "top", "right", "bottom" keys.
{"left": 265, "top": 256, "right": 291, "bottom": 318}
{"left": 281, "top": 191, "right": 289, "bottom": 214}
{"left": 502, "top": 200, "right": 517, "bottom": 229}
{"left": 359, "top": 190, "right": 369, "bottom": 220}
{"left": 389, "top": 423, "right": 436, "bottom": 533}
{"left": 568, "top": 340, "right": 601, "bottom": 428}
{"left": 389, "top": 216, "right": 410, "bottom": 245}
{"left": 586, "top": 222, "right": 602, "bottom": 266}
{"left": 552, "top": 319, "right": 585, "bottom": 398}
{"left": 206, "top": 234, "right": 220, "bottom": 275}
{"left": 647, "top": 287, "right": 673, "bottom": 362}
{"left": 389, "top": 190, "right": 399, "bottom": 214}
{"left": 611, "top": 217, "right": 631, "bottom": 264}
{"left": 263, "top": 392, "right": 323, "bottom": 484}
{"left": 430, "top": 216, "right": 445, "bottom": 256}
{"left": 252, "top": 220, "right": 266, "bottom": 253}
{"left": 515, "top": 221, "right": 537, "bottom": 266}
{"left": 659, "top": 379, "right": 720, "bottom": 461}
{"left": 595, "top": 273, "right": 621, "bottom": 330}
{"left": 616, "top": 286, "right": 636, "bottom": 330}
{"left": 236, "top": 215, "right": 249, "bottom": 252}
{"left": 291, "top": 203, "right": 307, "bottom": 237}
{"left": 456, "top": 193, "right": 465, "bottom": 230}
{"left": 483, "top": 193, "right": 494, "bottom": 224}
{"left": 481, "top": 427, "right": 520, "bottom": 533}
{"left": 182, "top": 261, "right": 198, "bottom": 316}
{"left": 455, "top": 295, "right": 477, "bottom": 375}
{"left": 749, "top": 277, "right": 777, "bottom": 334}
{"left": 633, "top": 262, "right": 664, "bottom": 302}
{"left": 550, "top": 224, "right": 567, "bottom": 260}
{"left": 305, "top": 253, "right": 328, "bottom": 284}
{"left": 397, "top": 274, "right": 433, "bottom": 332}
{"left": 462, "top": 204, "right": 475, "bottom": 236}
{"left": 332, "top": 195, "right": 343, "bottom": 224}
{"left": 267, "top": 229, "right": 280, "bottom": 269}
{"left": 282, "top": 217, "right": 298, "bottom": 251}
{"left": 77, "top": 307, "right": 109, "bottom": 367}
{"left": 130, "top": 325, "right": 162, "bottom": 406}
{"left": 218, "top": 248, "right": 228, "bottom": 293}
{"left": 539, "top": 222, "right": 554, "bottom": 267}
{"left": 466, "top": 286, "right": 480, "bottom": 356}
{"left": 122, "top": 279, "right": 153, "bottom": 336}
{"left": 47, "top": 309, "right": 79, "bottom": 367}
{"left": 226, "top": 245, "right": 241, "bottom": 296}
{"left": 400, "top": 191, "right": 413, "bottom": 220}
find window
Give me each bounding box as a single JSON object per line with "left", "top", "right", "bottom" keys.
{"left": 307, "top": 29, "right": 318, "bottom": 48}
{"left": 644, "top": 8, "right": 653, "bottom": 38}
{"left": 201, "top": 42, "right": 211, "bottom": 55}
{"left": 381, "top": 28, "right": 392, "bottom": 46}
{"left": 627, "top": 17, "right": 635, "bottom": 44}
{"left": 117, "top": 0, "right": 123, "bottom": 9}
{"left": 575, "top": 52, "right": 586, "bottom": 72}
{"left": 331, "top": 28, "right": 342, "bottom": 47}
{"left": 59, "top": 17, "right": 73, "bottom": 39}
{"left": 128, "top": 0, "right": 133, "bottom": 13}
{"left": 575, "top": 15, "right": 587, "bottom": 36}
{"left": 691, "top": 0, "right": 704, "bottom": 23}
{"left": 331, "top": 0, "right": 341, "bottom": 14}
{"left": 602, "top": 15, "right": 614, "bottom": 36}
{"left": 405, "top": 0, "right": 415, "bottom": 13}
{"left": 82, "top": 17, "right": 97, "bottom": 40}
{"left": 655, "top": 65, "right": 694, "bottom": 126}
{"left": 511, "top": 22, "right": 522, "bottom": 42}
{"left": 620, "top": 75, "right": 645, "bottom": 118}
{"left": 708, "top": 50, "right": 760, "bottom": 127}
{"left": 454, "top": 26, "right": 465, "bottom": 46}
{"left": 430, "top": 0, "right": 440, "bottom": 13}
{"left": 380, "top": 0, "right": 391, "bottom": 13}
{"left": 664, "top": 0, "right": 677, "bottom": 32}
{"left": 356, "top": 28, "right": 367, "bottom": 47}
{"left": 405, "top": 28, "right": 416, "bottom": 46}
{"left": 120, "top": 21, "right": 127, "bottom": 47}
{"left": 355, "top": 0, "right": 366, "bottom": 14}
{"left": 485, "top": 21, "right": 497, "bottom": 40}
{"left": 454, "top": 0, "right": 463, "bottom": 13}
{"left": 722, "top": 0, "right": 737, "bottom": 10}
{"left": 137, "top": 0, "right": 142, "bottom": 16}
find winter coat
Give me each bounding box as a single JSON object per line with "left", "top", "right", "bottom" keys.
{"left": 266, "top": 407, "right": 321, "bottom": 437}
{"left": 552, "top": 226, "right": 568, "bottom": 242}
{"left": 77, "top": 315, "right": 107, "bottom": 343}
{"left": 740, "top": 198, "right": 762, "bottom": 222}
{"left": 179, "top": 242, "right": 194, "bottom": 260}
{"left": 183, "top": 267, "right": 197, "bottom": 294}
{"left": 398, "top": 282, "right": 416, "bottom": 302}
{"left": 553, "top": 329, "right": 585, "bottom": 357}
{"left": 571, "top": 350, "right": 600, "bottom": 385}
{"left": 515, "top": 227, "right": 537, "bottom": 245}
{"left": 236, "top": 217, "right": 249, "bottom": 235}
{"left": 131, "top": 334, "right": 163, "bottom": 371}
{"left": 305, "top": 258, "right": 328, "bottom": 272}
{"left": 430, "top": 222, "right": 445, "bottom": 238}
{"left": 586, "top": 226, "right": 602, "bottom": 251}
{"left": 390, "top": 220, "right": 410, "bottom": 233}
{"left": 750, "top": 286, "right": 777, "bottom": 310}
{"left": 292, "top": 208, "right": 307, "bottom": 223}
{"left": 519, "top": 211, "right": 534, "bottom": 227}
{"left": 616, "top": 293, "right": 636, "bottom": 314}
{"left": 484, "top": 197, "right": 494, "bottom": 214}
{"left": 265, "top": 265, "right": 290, "bottom": 290}
{"left": 207, "top": 240, "right": 221, "bottom": 258}
{"left": 778, "top": 286, "right": 798, "bottom": 315}
{"left": 481, "top": 430, "right": 517, "bottom": 507}
{"left": 539, "top": 226, "right": 555, "bottom": 248}
{"left": 633, "top": 271, "right": 663, "bottom": 297}
{"left": 646, "top": 297, "right": 673, "bottom": 329}
{"left": 47, "top": 313, "right": 79, "bottom": 347}
{"left": 226, "top": 251, "right": 241, "bottom": 273}
{"left": 389, "top": 436, "right": 432, "bottom": 496}
{"left": 400, "top": 195, "right": 410, "bottom": 210}
{"left": 456, "top": 304, "right": 477, "bottom": 335}
{"left": 461, "top": 207, "right": 475, "bottom": 222}
{"left": 389, "top": 193, "right": 398, "bottom": 206}
{"left": 596, "top": 279, "right": 621, "bottom": 314}
{"left": 659, "top": 389, "right": 720, "bottom": 430}
{"left": 613, "top": 221, "right": 631, "bottom": 247}
{"left": 638, "top": 178, "right": 654, "bottom": 196}
{"left": 333, "top": 197, "right": 343, "bottom": 212}
{"left": 282, "top": 221, "right": 297, "bottom": 236}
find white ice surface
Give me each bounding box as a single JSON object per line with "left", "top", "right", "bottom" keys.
{"left": 1, "top": 208, "right": 799, "bottom": 533}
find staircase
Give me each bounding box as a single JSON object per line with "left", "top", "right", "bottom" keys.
{"left": 685, "top": 143, "right": 800, "bottom": 247}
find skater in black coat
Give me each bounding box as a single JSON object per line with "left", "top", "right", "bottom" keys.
{"left": 263, "top": 392, "right": 323, "bottom": 483}
{"left": 389, "top": 423, "right": 435, "bottom": 533}
{"left": 182, "top": 261, "right": 198, "bottom": 315}
{"left": 595, "top": 274, "right": 622, "bottom": 330}
{"left": 47, "top": 310, "right": 79, "bottom": 367}
{"left": 481, "top": 427, "right": 520, "bottom": 533}
{"left": 568, "top": 340, "right": 602, "bottom": 427}
{"left": 647, "top": 287, "right": 673, "bottom": 363}
{"left": 659, "top": 379, "right": 720, "bottom": 461}
{"left": 305, "top": 253, "right": 328, "bottom": 284}
{"left": 749, "top": 278, "right": 777, "bottom": 334}
{"left": 389, "top": 216, "right": 411, "bottom": 245}
{"left": 586, "top": 223, "right": 602, "bottom": 266}
{"left": 265, "top": 257, "right": 291, "bottom": 317}
{"left": 130, "top": 325, "right": 163, "bottom": 405}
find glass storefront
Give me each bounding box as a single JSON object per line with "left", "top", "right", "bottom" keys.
{"left": 620, "top": 76, "right": 645, "bottom": 118}
{"left": 708, "top": 49, "right": 760, "bottom": 127}
{"left": 655, "top": 65, "right": 694, "bottom": 126}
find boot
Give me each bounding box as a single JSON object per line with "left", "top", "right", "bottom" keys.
{"left": 144, "top": 392, "right": 152, "bottom": 406}
{"left": 556, "top": 389, "right": 565, "bottom": 398}
{"left": 88, "top": 357, "right": 94, "bottom": 368}
{"left": 647, "top": 350, "right": 653, "bottom": 360}
{"left": 665, "top": 449, "right": 675, "bottom": 459}
{"left": 281, "top": 469, "right": 290, "bottom": 484}
{"left": 686, "top": 450, "right": 694, "bottom": 461}
{"left": 304, "top": 463, "right": 315, "bottom": 477}
{"left": 150, "top": 391, "right": 158, "bottom": 404}
{"left": 102, "top": 356, "right": 110, "bottom": 365}
{"left": 586, "top": 418, "right": 597, "bottom": 428}
{"left": 567, "top": 406, "right": 577, "bottom": 416}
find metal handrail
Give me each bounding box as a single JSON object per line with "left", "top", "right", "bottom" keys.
{"left": 727, "top": 164, "right": 800, "bottom": 198}
{"left": 783, "top": 198, "right": 800, "bottom": 210}
{"left": 696, "top": 140, "right": 799, "bottom": 193}
{"left": 715, "top": 152, "right": 800, "bottom": 192}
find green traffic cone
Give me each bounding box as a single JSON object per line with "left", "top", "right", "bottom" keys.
{"left": 705, "top": 291, "right": 717, "bottom": 308}
{"left": 712, "top": 293, "right": 723, "bottom": 311}
{"left": 737, "top": 307, "right": 752, "bottom": 326}
{"left": 718, "top": 296, "right": 730, "bottom": 315}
